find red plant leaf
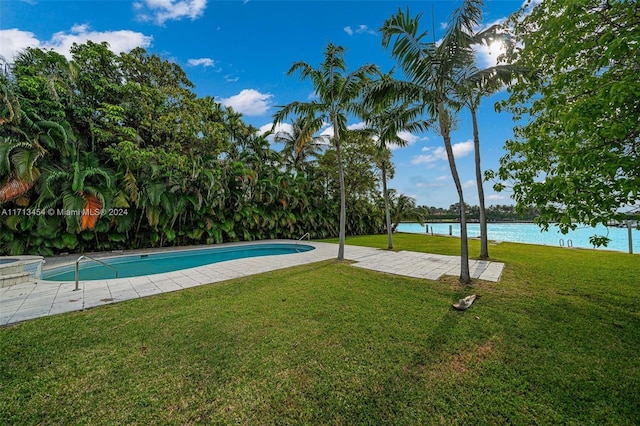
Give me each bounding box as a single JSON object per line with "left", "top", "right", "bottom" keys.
{"left": 80, "top": 194, "right": 102, "bottom": 230}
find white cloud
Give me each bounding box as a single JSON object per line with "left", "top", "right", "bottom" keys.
{"left": 257, "top": 122, "right": 292, "bottom": 138}
{"left": 394, "top": 131, "right": 428, "bottom": 150}
{"left": 356, "top": 24, "right": 376, "bottom": 35}
{"left": 487, "top": 194, "right": 510, "bottom": 202}
{"left": 319, "top": 124, "right": 333, "bottom": 138}
{"left": 187, "top": 57, "right": 214, "bottom": 67}
{"left": 416, "top": 178, "right": 446, "bottom": 188}
{"left": 0, "top": 26, "right": 152, "bottom": 62}
{"left": 440, "top": 22, "right": 448, "bottom": 30}
{"left": 344, "top": 24, "right": 375, "bottom": 36}
{"left": 224, "top": 74, "right": 239, "bottom": 82}
{"left": 462, "top": 179, "right": 476, "bottom": 190}
{"left": 347, "top": 122, "right": 366, "bottom": 130}
{"left": 411, "top": 140, "right": 474, "bottom": 165}
{"left": 0, "top": 29, "right": 40, "bottom": 62}
{"left": 135, "top": 0, "right": 207, "bottom": 25}
{"left": 452, "top": 140, "right": 474, "bottom": 157}
{"left": 257, "top": 122, "right": 297, "bottom": 146}
{"left": 219, "top": 89, "right": 273, "bottom": 116}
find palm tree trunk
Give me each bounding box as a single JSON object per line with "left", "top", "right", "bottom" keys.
{"left": 438, "top": 103, "right": 470, "bottom": 284}
{"left": 471, "top": 107, "right": 489, "bottom": 259}
{"left": 333, "top": 115, "right": 346, "bottom": 261}
{"left": 382, "top": 160, "right": 393, "bottom": 250}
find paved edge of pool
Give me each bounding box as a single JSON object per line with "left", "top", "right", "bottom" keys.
{"left": 41, "top": 241, "right": 316, "bottom": 281}
{"left": 0, "top": 240, "right": 504, "bottom": 326}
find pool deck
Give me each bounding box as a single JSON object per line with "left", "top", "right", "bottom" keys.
{"left": 0, "top": 241, "right": 504, "bottom": 326}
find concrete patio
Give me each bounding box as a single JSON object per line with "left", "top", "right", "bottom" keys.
{"left": 0, "top": 241, "right": 504, "bottom": 326}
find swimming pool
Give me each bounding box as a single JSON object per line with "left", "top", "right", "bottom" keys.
{"left": 42, "top": 243, "right": 315, "bottom": 281}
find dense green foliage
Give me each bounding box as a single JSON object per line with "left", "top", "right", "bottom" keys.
{"left": 494, "top": 0, "right": 640, "bottom": 232}
{"left": 1, "top": 235, "right": 638, "bottom": 423}
{"left": 0, "top": 43, "right": 388, "bottom": 255}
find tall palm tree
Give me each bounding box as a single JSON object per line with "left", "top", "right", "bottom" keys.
{"left": 273, "top": 43, "right": 379, "bottom": 260}
{"left": 380, "top": 1, "right": 486, "bottom": 283}
{"left": 360, "top": 80, "right": 430, "bottom": 249}
{"left": 455, "top": 46, "right": 526, "bottom": 259}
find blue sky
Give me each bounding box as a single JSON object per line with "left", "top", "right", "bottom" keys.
{"left": 1, "top": 0, "right": 526, "bottom": 208}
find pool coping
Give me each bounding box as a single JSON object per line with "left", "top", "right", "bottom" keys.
{"left": 0, "top": 240, "right": 504, "bottom": 326}
{"left": 41, "top": 240, "right": 316, "bottom": 279}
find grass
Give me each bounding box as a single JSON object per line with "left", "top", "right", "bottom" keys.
{"left": 1, "top": 234, "right": 639, "bottom": 424}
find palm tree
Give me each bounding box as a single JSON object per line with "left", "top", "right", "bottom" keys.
{"left": 0, "top": 74, "right": 71, "bottom": 205}
{"left": 380, "top": 1, "right": 486, "bottom": 283}
{"left": 275, "top": 116, "right": 324, "bottom": 174}
{"left": 0, "top": 72, "right": 20, "bottom": 126}
{"left": 273, "top": 43, "right": 379, "bottom": 260}
{"left": 0, "top": 138, "right": 43, "bottom": 204}
{"left": 388, "top": 189, "right": 429, "bottom": 232}
{"left": 37, "top": 151, "right": 113, "bottom": 232}
{"left": 455, "top": 46, "right": 526, "bottom": 259}
{"left": 361, "top": 77, "right": 430, "bottom": 249}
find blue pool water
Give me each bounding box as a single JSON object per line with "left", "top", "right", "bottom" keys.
{"left": 43, "top": 243, "right": 315, "bottom": 281}
{"left": 397, "top": 222, "right": 640, "bottom": 253}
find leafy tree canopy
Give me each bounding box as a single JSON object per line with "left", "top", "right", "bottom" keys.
{"left": 494, "top": 0, "right": 640, "bottom": 233}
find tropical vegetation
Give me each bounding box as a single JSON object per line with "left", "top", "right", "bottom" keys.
{"left": 493, "top": 0, "right": 640, "bottom": 244}
{"left": 273, "top": 43, "right": 379, "bottom": 260}
{"left": 0, "top": 43, "right": 390, "bottom": 255}
{"left": 360, "top": 71, "right": 430, "bottom": 250}
{"left": 379, "top": 0, "right": 498, "bottom": 282}
{"left": 2, "top": 0, "right": 636, "bottom": 274}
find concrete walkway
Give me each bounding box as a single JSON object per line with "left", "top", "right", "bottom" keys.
{"left": 0, "top": 241, "right": 504, "bottom": 326}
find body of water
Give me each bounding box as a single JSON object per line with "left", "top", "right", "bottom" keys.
{"left": 396, "top": 222, "right": 639, "bottom": 253}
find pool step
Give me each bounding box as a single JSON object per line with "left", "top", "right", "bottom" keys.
{"left": 0, "top": 263, "right": 27, "bottom": 276}
{"left": 0, "top": 272, "right": 32, "bottom": 288}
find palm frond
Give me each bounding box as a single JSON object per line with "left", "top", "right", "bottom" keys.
{"left": 81, "top": 166, "right": 114, "bottom": 189}
{"left": 11, "top": 148, "right": 43, "bottom": 182}
{"left": 0, "top": 139, "right": 29, "bottom": 175}
{"left": 0, "top": 177, "right": 34, "bottom": 202}
{"left": 380, "top": 9, "right": 435, "bottom": 84}
{"left": 445, "top": 0, "right": 484, "bottom": 38}
{"left": 121, "top": 169, "right": 139, "bottom": 202}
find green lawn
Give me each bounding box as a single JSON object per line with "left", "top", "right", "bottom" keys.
{"left": 1, "top": 234, "right": 639, "bottom": 424}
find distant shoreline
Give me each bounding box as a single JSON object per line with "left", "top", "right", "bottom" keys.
{"left": 401, "top": 220, "right": 537, "bottom": 224}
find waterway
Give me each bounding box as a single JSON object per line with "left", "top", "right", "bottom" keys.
{"left": 396, "top": 222, "right": 639, "bottom": 253}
